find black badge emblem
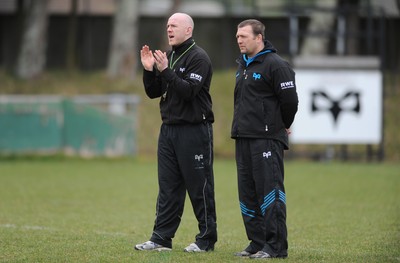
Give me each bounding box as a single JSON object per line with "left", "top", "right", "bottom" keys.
{"left": 311, "top": 90, "right": 361, "bottom": 125}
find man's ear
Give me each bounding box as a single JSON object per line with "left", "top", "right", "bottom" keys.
{"left": 186, "top": 26, "right": 193, "bottom": 35}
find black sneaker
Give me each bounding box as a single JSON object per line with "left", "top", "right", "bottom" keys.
{"left": 249, "top": 251, "right": 272, "bottom": 259}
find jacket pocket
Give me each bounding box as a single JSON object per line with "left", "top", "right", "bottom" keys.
{"left": 262, "top": 99, "right": 275, "bottom": 133}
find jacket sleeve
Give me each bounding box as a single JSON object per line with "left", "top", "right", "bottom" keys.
{"left": 143, "top": 68, "right": 163, "bottom": 99}
{"left": 159, "top": 56, "right": 211, "bottom": 101}
{"left": 272, "top": 66, "right": 299, "bottom": 128}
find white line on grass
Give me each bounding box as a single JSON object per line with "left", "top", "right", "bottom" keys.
{"left": 94, "top": 231, "right": 129, "bottom": 237}
{"left": 0, "top": 224, "right": 16, "bottom": 228}
{"left": 0, "top": 223, "right": 55, "bottom": 231}
{"left": 0, "top": 223, "right": 129, "bottom": 236}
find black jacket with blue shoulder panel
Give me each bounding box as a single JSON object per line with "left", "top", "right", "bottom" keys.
{"left": 231, "top": 40, "right": 298, "bottom": 149}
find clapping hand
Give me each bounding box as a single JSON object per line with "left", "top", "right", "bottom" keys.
{"left": 140, "top": 45, "right": 155, "bottom": 71}
{"left": 153, "top": 50, "right": 168, "bottom": 72}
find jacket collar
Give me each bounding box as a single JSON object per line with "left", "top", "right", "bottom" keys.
{"left": 238, "top": 40, "right": 277, "bottom": 67}
{"left": 172, "top": 37, "right": 195, "bottom": 54}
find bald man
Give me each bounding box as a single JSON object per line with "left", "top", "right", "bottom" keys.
{"left": 135, "top": 13, "right": 217, "bottom": 253}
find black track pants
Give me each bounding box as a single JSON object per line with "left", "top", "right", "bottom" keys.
{"left": 150, "top": 123, "right": 217, "bottom": 250}
{"left": 235, "top": 138, "right": 287, "bottom": 257}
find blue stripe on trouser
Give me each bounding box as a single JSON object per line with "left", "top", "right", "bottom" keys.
{"left": 240, "top": 190, "right": 286, "bottom": 217}
{"left": 261, "top": 190, "right": 286, "bottom": 216}
{"left": 261, "top": 190, "right": 275, "bottom": 216}
{"left": 240, "top": 201, "right": 255, "bottom": 217}
{"left": 279, "top": 190, "right": 286, "bottom": 204}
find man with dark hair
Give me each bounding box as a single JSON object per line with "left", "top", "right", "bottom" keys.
{"left": 231, "top": 19, "right": 298, "bottom": 259}
{"left": 135, "top": 13, "right": 217, "bottom": 253}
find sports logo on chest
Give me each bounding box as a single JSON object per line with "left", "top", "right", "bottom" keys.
{"left": 252, "top": 73, "right": 261, "bottom": 80}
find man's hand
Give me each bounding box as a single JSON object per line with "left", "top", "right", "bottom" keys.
{"left": 153, "top": 50, "right": 168, "bottom": 72}
{"left": 140, "top": 45, "right": 155, "bottom": 71}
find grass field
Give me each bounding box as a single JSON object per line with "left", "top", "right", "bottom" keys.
{"left": 0, "top": 158, "right": 399, "bottom": 262}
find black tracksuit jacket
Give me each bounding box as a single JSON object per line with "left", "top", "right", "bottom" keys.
{"left": 231, "top": 40, "right": 298, "bottom": 149}
{"left": 143, "top": 38, "right": 214, "bottom": 124}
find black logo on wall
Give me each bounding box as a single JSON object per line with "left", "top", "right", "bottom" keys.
{"left": 311, "top": 90, "right": 361, "bottom": 125}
